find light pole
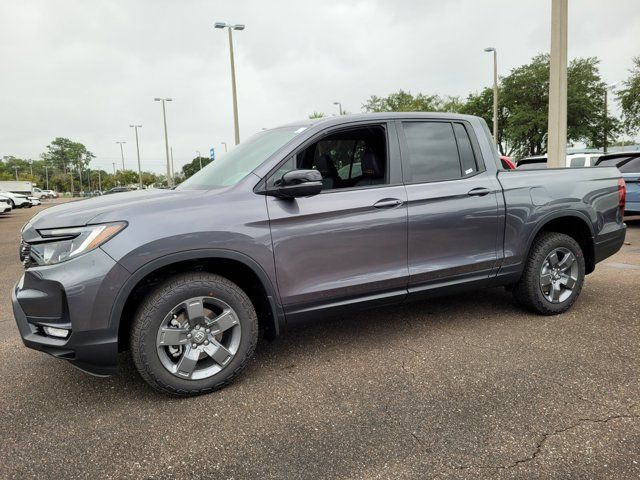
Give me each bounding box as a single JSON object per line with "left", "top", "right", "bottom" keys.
{"left": 29, "top": 160, "right": 33, "bottom": 177}
{"left": 98, "top": 170, "right": 102, "bottom": 191}
{"left": 214, "top": 22, "right": 245, "bottom": 145}
{"left": 196, "top": 150, "right": 202, "bottom": 170}
{"left": 154, "top": 97, "right": 174, "bottom": 186}
{"left": 484, "top": 47, "right": 498, "bottom": 145}
{"left": 603, "top": 82, "right": 618, "bottom": 154}
{"left": 170, "top": 147, "right": 175, "bottom": 181}
{"left": 221, "top": 141, "right": 228, "bottom": 153}
{"left": 45, "top": 164, "right": 50, "bottom": 190}
{"left": 333, "top": 101, "right": 343, "bottom": 116}
{"left": 116, "top": 141, "right": 126, "bottom": 170}
{"left": 129, "top": 125, "right": 143, "bottom": 189}
{"left": 13, "top": 166, "right": 19, "bottom": 180}
{"left": 112, "top": 162, "right": 116, "bottom": 175}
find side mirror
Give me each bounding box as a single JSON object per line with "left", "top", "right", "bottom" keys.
{"left": 269, "top": 169, "right": 323, "bottom": 198}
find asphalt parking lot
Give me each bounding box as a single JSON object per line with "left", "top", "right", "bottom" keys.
{"left": 0, "top": 201, "right": 639, "bottom": 479}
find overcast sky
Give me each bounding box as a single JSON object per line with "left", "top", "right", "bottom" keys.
{"left": 1, "top": 0, "right": 639, "bottom": 174}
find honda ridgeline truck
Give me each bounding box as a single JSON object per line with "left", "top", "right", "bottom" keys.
{"left": 13, "top": 113, "right": 627, "bottom": 395}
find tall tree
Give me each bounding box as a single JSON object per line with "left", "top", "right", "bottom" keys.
{"left": 501, "top": 54, "right": 618, "bottom": 157}
{"left": 41, "top": 137, "right": 92, "bottom": 193}
{"left": 182, "top": 157, "right": 211, "bottom": 179}
{"left": 617, "top": 56, "right": 640, "bottom": 136}
{"left": 458, "top": 87, "right": 511, "bottom": 155}
{"left": 362, "top": 90, "right": 443, "bottom": 112}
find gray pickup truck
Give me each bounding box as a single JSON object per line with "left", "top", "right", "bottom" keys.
{"left": 13, "top": 113, "right": 626, "bottom": 395}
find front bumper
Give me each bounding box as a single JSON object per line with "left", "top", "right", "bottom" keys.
{"left": 12, "top": 247, "right": 131, "bottom": 376}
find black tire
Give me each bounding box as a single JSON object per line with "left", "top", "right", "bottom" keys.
{"left": 131, "top": 272, "right": 258, "bottom": 396}
{"left": 9, "top": 200, "right": 15, "bottom": 209}
{"left": 512, "top": 232, "right": 585, "bottom": 315}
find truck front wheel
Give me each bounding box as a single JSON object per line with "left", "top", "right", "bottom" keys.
{"left": 513, "top": 232, "right": 585, "bottom": 315}
{"left": 130, "top": 272, "right": 259, "bottom": 396}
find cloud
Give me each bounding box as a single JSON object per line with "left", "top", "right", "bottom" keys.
{"left": 1, "top": 0, "right": 638, "bottom": 173}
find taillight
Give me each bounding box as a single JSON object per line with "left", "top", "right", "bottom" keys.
{"left": 618, "top": 178, "right": 626, "bottom": 214}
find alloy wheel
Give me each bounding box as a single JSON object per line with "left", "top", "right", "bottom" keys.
{"left": 155, "top": 296, "right": 242, "bottom": 380}
{"left": 539, "top": 247, "right": 578, "bottom": 303}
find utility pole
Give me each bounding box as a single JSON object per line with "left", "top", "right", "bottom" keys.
{"left": 603, "top": 83, "right": 618, "bottom": 154}
{"left": 154, "top": 98, "right": 174, "bottom": 186}
{"left": 116, "top": 141, "right": 126, "bottom": 170}
{"left": 170, "top": 147, "right": 175, "bottom": 181}
{"left": 45, "top": 165, "right": 50, "bottom": 190}
{"left": 112, "top": 162, "right": 116, "bottom": 175}
{"left": 98, "top": 170, "right": 102, "bottom": 191}
{"left": 484, "top": 47, "right": 498, "bottom": 145}
{"left": 547, "top": 0, "right": 568, "bottom": 168}
{"left": 215, "top": 22, "right": 245, "bottom": 145}
{"left": 29, "top": 160, "right": 33, "bottom": 177}
{"left": 13, "top": 166, "right": 19, "bottom": 180}
{"left": 196, "top": 150, "right": 202, "bottom": 170}
{"left": 130, "top": 125, "right": 143, "bottom": 189}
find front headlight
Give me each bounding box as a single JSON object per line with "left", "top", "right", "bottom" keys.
{"left": 30, "top": 222, "right": 127, "bottom": 266}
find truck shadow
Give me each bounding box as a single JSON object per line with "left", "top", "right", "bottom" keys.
{"left": 28, "top": 286, "right": 524, "bottom": 401}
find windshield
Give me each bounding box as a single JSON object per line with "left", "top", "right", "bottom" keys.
{"left": 177, "top": 126, "right": 305, "bottom": 190}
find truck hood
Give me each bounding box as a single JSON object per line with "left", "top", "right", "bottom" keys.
{"left": 24, "top": 189, "right": 208, "bottom": 233}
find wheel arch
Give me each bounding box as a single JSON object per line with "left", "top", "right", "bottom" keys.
{"left": 111, "top": 249, "right": 285, "bottom": 351}
{"left": 525, "top": 211, "right": 596, "bottom": 274}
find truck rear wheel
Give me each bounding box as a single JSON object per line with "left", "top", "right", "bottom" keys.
{"left": 130, "top": 272, "right": 258, "bottom": 396}
{"left": 513, "top": 232, "right": 585, "bottom": 315}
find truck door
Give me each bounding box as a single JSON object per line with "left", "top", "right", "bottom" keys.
{"left": 397, "top": 120, "right": 501, "bottom": 296}
{"left": 265, "top": 122, "right": 409, "bottom": 320}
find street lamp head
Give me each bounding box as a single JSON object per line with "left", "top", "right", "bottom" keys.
{"left": 154, "top": 98, "right": 161, "bottom": 101}
{"left": 607, "top": 82, "right": 619, "bottom": 90}
{"left": 333, "top": 101, "right": 340, "bottom": 105}
{"left": 129, "top": 124, "right": 142, "bottom": 128}
{"left": 484, "top": 47, "right": 496, "bottom": 52}
{"left": 166, "top": 98, "right": 173, "bottom": 102}
{"left": 232, "top": 24, "right": 245, "bottom": 30}
{"left": 214, "top": 22, "right": 227, "bottom": 29}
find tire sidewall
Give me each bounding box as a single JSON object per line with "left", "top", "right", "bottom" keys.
{"left": 531, "top": 234, "right": 585, "bottom": 313}
{"left": 132, "top": 274, "right": 257, "bottom": 394}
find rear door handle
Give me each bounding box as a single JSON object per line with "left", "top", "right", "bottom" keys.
{"left": 467, "top": 187, "right": 491, "bottom": 197}
{"left": 373, "top": 198, "right": 404, "bottom": 209}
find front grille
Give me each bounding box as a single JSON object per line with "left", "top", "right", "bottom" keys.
{"left": 19, "top": 239, "right": 32, "bottom": 268}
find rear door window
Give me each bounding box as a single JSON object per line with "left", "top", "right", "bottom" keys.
{"left": 452, "top": 123, "right": 478, "bottom": 176}
{"left": 402, "top": 122, "right": 462, "bottom": 183}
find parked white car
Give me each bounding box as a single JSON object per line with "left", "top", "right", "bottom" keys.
{"left": 565, "top": 153, "right": 602, "bottom": 168}
{"left": 31, "top": 187, "right": 49, "bottom": 199}
{"left": 42, "top": 189, "right": 58, "bottom": 198}
{"left": 517, "top": 153, "right": 603, "bottom": 169}
{"left": 0, "top": 195, "right": 12, "bottom": 214}
{"left": 28, "top": 196, "right": 41, "bottom": 206}
{"left": 0, "top": 191, "right": 31, "bottom": 208}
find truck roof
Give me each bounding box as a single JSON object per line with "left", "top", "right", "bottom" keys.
{"left": 279, "top": 112, "right": 481, "bottom": 128}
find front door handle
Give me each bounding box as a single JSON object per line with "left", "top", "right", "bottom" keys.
{"left": 467, "top": 187, "right": 491, "bottom": 197}
{"left": 373, "top": 198, "right": 404, "bottom": 209}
